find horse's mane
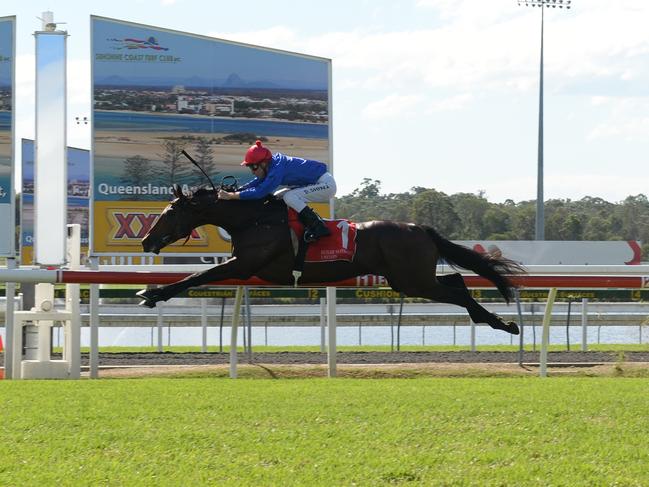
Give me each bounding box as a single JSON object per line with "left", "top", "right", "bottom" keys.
{"left": 186, "top": 186, "right": 287, "bottom": 214}
{"left": 189, "top": 187, "right": 217, "bottom": 204}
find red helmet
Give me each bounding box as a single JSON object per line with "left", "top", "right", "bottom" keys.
{"left": 241, "top": 140, "right": 272, "bottom": 166}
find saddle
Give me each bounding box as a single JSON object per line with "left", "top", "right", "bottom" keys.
{"left": 287, "top": 208, "right": 357, "bottom": 263}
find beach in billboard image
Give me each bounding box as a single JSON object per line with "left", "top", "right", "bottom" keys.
{"left": 92, "top": 17, "right": 330, "bottom": 203}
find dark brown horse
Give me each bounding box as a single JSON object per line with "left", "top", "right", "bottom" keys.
{"left": 138, "top": 185, "right": 525, "bottom": 335}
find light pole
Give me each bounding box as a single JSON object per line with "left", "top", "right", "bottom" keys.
{"left": 517, "top": 0, "right": 571, "bottom": 240}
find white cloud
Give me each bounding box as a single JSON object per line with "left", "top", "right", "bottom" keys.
{"left": 589, "top": 118, "right": 649, "bottom": 141}
{"left": 208, "top": 26, "right": 297, "bottom": 49}
{"left": 586, "top": 95, "right": 649, "bottom": 141}
{"left": 362, "top": 94, "right": 423, "bottom": 120}
{"left": 427, "top": 93, "right": 473, "bottom": 112}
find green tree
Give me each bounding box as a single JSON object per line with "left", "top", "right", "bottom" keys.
{"left": 120, "top": 155, "right": 154, "bottom": 187}
{"left": 450, "top": 192, "right": 490, "bottom": 239}
{"left": 509, "top": 202, "right": 536, "bottom": 240}
{"left": 192, "top": 137, "right": 217, "bottom": 188}
{"left": 411, "top": 189, "right": 458, "bottom": 237}
{"left": 157, "top": 138, "right": 190, "bottom": 186}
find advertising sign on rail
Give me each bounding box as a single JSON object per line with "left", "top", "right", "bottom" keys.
{"left": 91, "top": 16, "right": 331, "bottom": 256}
{"left": 0, "top": 17, "right": 14, "bottom": 257}
{"left": 21, "top": 139, "right": 90, "bottom": 264}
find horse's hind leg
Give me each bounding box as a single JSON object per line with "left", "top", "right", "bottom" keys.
{"left": 431, "top": 282, "right": 519, "bottom": 335}
{"left": 437, "top": 273, "right": 466, "bottom": 290}
{"left": 389, "top": 273, "right": 519, "bottom": 335}
{"left": 377, "top": 229, "right": 518, "bottom": 334}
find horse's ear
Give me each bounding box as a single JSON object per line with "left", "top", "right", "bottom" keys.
{"left": 172, "top": 184, "right": 184, "bottom": 199}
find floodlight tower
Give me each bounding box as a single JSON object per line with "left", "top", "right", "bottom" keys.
{"left": 517, "top": 0, "right": 571, "bottom": 240}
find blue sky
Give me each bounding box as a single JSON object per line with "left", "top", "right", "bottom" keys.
{"left": 3, "top": 0, "right": 649, "bottom": 202}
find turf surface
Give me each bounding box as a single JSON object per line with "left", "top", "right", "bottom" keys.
{"left": 1, "top": 377, "right": 649, "bottom": 485}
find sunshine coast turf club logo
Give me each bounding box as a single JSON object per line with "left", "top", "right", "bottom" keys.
{"left": 107, "top": 36, "right": 169, "bottom": 51}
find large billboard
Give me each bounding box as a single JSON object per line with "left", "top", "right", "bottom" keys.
{"left": 0, "top": 17, "right": 14, "bottom": 256}
{"left": 91, "top": 16, "right": 331, "bottom": 256}
{"left": 21, "top": 139, "right": 90, "bottom": 264}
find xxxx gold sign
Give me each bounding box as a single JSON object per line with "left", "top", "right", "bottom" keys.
{"left": 92, "top": 201, "right": 232, "bottom": 254}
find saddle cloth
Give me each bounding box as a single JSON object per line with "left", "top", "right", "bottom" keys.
{"left": 287, "top": 209, "right": 357, "bottom": 262}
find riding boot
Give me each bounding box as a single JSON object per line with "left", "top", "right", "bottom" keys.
{"left": 298, "top": 206, "right": 331, "bottom": 243}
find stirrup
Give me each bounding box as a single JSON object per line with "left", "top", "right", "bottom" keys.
{"left": 304, "top": 225, "right": 330, "bottom": 243}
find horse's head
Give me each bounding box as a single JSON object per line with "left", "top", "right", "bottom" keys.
{"left": 142, "top": 184, "right": 211, "bottom": 254}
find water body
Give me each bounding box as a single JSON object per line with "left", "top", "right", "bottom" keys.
{"left": 0, "top": 111, "right": 10, "bottom": 131}
{"left": 22, "top": 325, "right": 646, "bottom": 349}
{"left": 94, "top": 111, "right": 329, "bottom": 139}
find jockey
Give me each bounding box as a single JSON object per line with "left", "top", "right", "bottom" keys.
{"left": 217, "top": 140, "right": 336, "bottom": 243}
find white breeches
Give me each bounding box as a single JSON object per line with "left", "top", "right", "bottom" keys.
{"left": 276, "top": 172, "right": 336, "bottom": 213}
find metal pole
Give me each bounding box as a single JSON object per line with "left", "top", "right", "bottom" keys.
{"left": 531, "top": 305, "right": 537, "bottom": 351}
{"left": 326, "top": 287, "right": 337, "bottom": 377}
{"left": 219, "top": 296, "right": 225, "bottom": 353}
{"left": 157, "top": 303, "right": 163, "bottom": 352}
{"left": 581, "top": 298, "right": 588, "bottom": 351}
{"left": 244, "top": 286, "right": 252, "bottom": 362}
{"left": 470, "top": 318, "right": 476, "bottom": 352}
{"left": 515, "top": 289, "right": 525, "bottom": 365}
{"left": 566, "top": 299, "right": 572, "bottom": 350}
{"left": 230, "top": 287, "right": 244, "bottom": 379}
{"left": 320, "top": 297, "right": 326, "bottom": 352}
{"left": 540, "top": 287, "right": 558, "bottom": 378}
{"left": 4, "top": 258, "right": 16, "bottom": 379}
{"left": 201, "top": 298, "right": 207, "bottom": 352}
{"left": 89, "top": 256, "right": 99, "bottom": 379}
{"left": 397, "top": 295, "right": 404, "bottom": 352}
{"left": 536, "top": 3, "right": 545, "bottom": 240}
{"left": 388, "top": 304, "right": 394, "bottom": 352}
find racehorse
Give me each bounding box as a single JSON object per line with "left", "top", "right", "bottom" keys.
{"left": 138, "top": 184, "right": 525, "bottom": 335}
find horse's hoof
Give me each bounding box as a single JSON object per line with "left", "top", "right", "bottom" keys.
{"left": 138, "top": 299, "right": 156, "bottom": 308}
{"left": 136, "top": 289, "right": 159, "bottom": 308}
{"left": 491, "top": 318, "right": 520, "bottom": 335}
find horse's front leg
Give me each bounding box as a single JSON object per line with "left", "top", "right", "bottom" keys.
{"left": 136, "top": 257, "right": 254, "bottom": 308}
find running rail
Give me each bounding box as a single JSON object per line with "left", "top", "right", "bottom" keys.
{"left": 0, "top": 268, "right": 647, "bottom": 288}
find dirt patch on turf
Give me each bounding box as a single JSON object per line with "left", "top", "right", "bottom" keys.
{"left": 78, "top": 350, "right": 649, "bottom": 366}
{"left": 89, "top": 362, "right": 649, "bottom": 379}
{"left": 6, "top": 350, "right": 649, "bottom": 379}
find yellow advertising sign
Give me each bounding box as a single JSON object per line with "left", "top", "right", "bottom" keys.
{"left": 93, "top": 201, "right": 231, "bottom": 254}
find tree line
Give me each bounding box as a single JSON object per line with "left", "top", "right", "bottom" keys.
{"left": 335, "top": 179, "right": 649, "bottom": 257}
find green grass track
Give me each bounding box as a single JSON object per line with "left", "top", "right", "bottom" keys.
{"left": 1, "top": 377, "right": 649, "bottom": 485}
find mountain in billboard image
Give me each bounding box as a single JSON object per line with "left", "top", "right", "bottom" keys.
{"left": 95, "top": 73, "right": 325, "bottom": 90}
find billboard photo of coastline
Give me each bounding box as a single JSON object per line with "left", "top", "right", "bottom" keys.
{"left": 92, "top": 16, "right": 331, "bottom": 255}
{"left": 0, "top": 16, "right": 14, "bottom": 256}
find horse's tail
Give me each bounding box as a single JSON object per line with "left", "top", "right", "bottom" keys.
{"left": 424, "top": 226, "right": 525, "bottom": 303}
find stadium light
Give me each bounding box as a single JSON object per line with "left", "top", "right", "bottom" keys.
{"left": 517, "top": 0, "right": 571, "bottom": 240}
